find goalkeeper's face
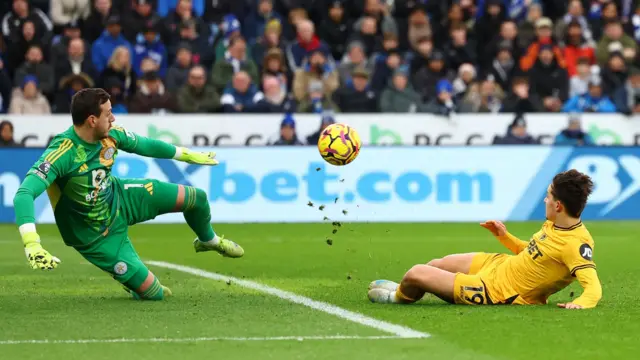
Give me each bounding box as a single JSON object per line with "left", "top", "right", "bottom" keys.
{"left": 94, "top": 100, "right": 115, "bottom": 140}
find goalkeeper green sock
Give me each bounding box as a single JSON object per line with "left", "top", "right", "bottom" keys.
{"left": 139, "top": 277, "right": 165, "bottom": 300}
{"left": 183, "top": 186, "right": 216, "bottom": 242}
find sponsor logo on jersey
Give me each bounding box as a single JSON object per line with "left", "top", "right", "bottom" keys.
{"left": 104, "top": 147, "right": 116, "bottom": 160}
{"left": 114, "top": 261, "right": 128, "bottom": 275}
{"left": 579, "top": 244, "right": 593, "bottom": 261}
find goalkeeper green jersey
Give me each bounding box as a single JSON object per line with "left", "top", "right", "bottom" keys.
{"left": 14, "top": 125, "right": 177, "bottom": 248}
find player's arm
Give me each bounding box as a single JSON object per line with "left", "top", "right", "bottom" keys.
{"left": 480, "top": 221, "right": 528, "bottom": 254}
{"left": 110, "top": 126, "right": 218, "bottom": 165}
{"left": 13, "top": 139, "right": 73, "bottom": 269}
{"left": 558, "top": 241, "right": 601, "bottom": 309}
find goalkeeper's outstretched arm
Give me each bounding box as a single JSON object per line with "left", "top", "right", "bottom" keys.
{"left": 111, "top": 127, "right": 217, "bottom": 165}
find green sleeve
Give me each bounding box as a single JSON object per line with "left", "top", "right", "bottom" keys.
{"left": 110, "top": 126, "right": 177, "bottom": 159}
{"left": 13, "top": 175, "right": 49, "bottom": 226}
{"left": 14, "top": 137, "right": 74, "bottom": 226}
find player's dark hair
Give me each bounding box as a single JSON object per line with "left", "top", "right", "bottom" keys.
{"left": 70, "top": 88, "right": 110, "bottom": 126}
{"left": 551, "top": 170, "right": 594, "bottom": 218}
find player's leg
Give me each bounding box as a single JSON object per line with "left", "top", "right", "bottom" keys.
{"left": 368, "top": 264, "right": 456, "bottom": 304}
{"left": 77, "top": 223, "right": 172, "bottom": 300}
{"left": 119, "top": 179, "right": 243, "bottom": 257}
{"left": 426, "top": 253, "right": 478, "bottom": 274}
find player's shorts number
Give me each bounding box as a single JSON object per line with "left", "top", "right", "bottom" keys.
{"left": 463, "top": 286, "right": 485, "bottom": 305}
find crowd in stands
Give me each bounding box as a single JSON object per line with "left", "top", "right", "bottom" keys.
{"left": 1, "top": 0, "right": 640, "bottom": 116}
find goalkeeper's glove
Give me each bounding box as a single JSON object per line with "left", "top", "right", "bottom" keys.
{"left": 22, "top": 232, "right": 60, "bottom": 270}
{"left": 175, "top": 147, "right": 219, "bottom": 165}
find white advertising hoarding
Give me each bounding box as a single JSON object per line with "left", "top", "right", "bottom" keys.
{"left": 5, "top": 113, "right": 640, "bottom": 147}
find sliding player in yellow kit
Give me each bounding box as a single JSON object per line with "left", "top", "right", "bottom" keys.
{"left": 368, "top": 169, "right": 602, "bottom": 309}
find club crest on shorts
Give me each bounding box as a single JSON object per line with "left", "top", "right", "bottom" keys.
{"left": 104, "top": 147, "right": 116, "bottom": 160}
{"left": 114, "top": 261, "right": 128, "bottom": 275}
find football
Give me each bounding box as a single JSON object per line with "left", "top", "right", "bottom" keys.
{"left": 317, "top": 123, "right": 361, "bottom": 166}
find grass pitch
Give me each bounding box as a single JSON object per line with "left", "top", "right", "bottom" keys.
{"left": 1, "top": 222, "right": 638, "bottom": 359}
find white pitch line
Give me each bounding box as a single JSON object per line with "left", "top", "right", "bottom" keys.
{"left": 0, "top": 335, "right": 405, "bottom": 345}
{"left": 147, "top": 261, "right": 430, "bottom": 339}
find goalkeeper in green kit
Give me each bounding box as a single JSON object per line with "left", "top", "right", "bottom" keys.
{"left": 13, "top": 88, "right": 244, "bottom": 300}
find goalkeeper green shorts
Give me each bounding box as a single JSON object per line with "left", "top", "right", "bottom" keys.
{"left": 76, "top": 178, "right": 182, "bottom": 287}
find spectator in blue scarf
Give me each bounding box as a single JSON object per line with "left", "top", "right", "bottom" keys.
{"left": 554, "top": 114, "right": 596, "bottom": 146}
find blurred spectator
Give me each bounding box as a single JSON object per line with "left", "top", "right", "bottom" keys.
{"left": 158, "top": 0, "right": 204, "bottom": 18}
{"left": 562, "top": 20, "right": 597, "bottom": 77}
{"left": 413, "top": 50, "right": 454, "bottom": 102}
{"left": 54, "top": 37, "right": 98, "bottom": 87}
{"left": 104, "top": 77, "right": 129, "bottom": 113}
{"left": 569, "top": 57, "right": 595, "bottom": 97}
{"left": 14, "top": 45, "right": 55, "bottom": 97}
{"left": 9, "top": 75, "right": 51, "bottom": 114}
{"left": 221, "top": 70, "right": 264, "bottom": 113}
{"left": 445, "top": 23, "right": 477, "bottom": 73}
{"left": 474, "top": 0, "right": 506, "bottom": 59}
{"left": 338, "top": 40, "right": 372, "bottom": 86}
{"left": 177, "top": 65, "right": 220, "bottom": 113}
{"left": 493, "top": 115, "right": 538, "bottom": 145}
{"left": 627, "top": 4, "right": 640, "bottom": 43}
{"left": 562, "top": 78, "right": 617, "bottom": 113}
{"left": 425, "top": 79, "right": 458, "bottom": 116}
{"left": 261, "top": 48, "right": 289, "bottom": 90}
{"left": 0, "top": 56, "right": 10, "bottom": 113}
{"left": 516, "top": 2, "right": 543, "bottom": 50}
{"left": 601, "top": 52, "right": 628, "bottom": 95}
{"left": 203, "top": 0, "right": 245, "bottom": 25}
{"left": 529, "top": 44, "right": 569, "bottom": 112}
{"left": 520, "top": 17, "right": 566, "bottom": 72}
{"left": 212, "top": 36, "right": 259, "bottom": 92}
{"left": 502, "top": 76, "right": 543, "bottom": 113}
{"left": 486, "top": 41, "right": 517, "bottom": 91}
{"left": 286, "top": 19, "right": 332, "bottom": 71}
{"left": 460, "top": 77, "right": 505, "bottom": 113}
{"left": 169, "top": 18, "right": 212, "bottom": 67}
{"left": 406, "top": 7, "right": 431, "bottom": 53}
{"left": 370, "top": 45, "right": 402, "bottom": 93}
{"left": 484, "top": 20, "right": 522, "bottom": 70}
{"left": 256, "top": 75, "right": 295, "bottom": 113}
{"left": 613, "top": 66, "right": 640, "bottom": 115}
{"left": 130, "top": 71, "right": 177, "bottom": 113}
{"left": 91, "top": 14, "right": 133, "bottom": 73}
{"left": 214, "top": 14, "right": 242, "bottom": 61}
{"left": 51, "top": 20, "right": 84, "bottom": 68}
{"left": 50, "top": 0, "right": 91, "bottom": 32}
{"left": 53, "top": 72, "right": 93, "bottom": 113}
{"left": 318, "top": 1, "right": 350, "bottom": 61}
{"left": 165, "top": 42, "right": 192, "bottom": 92}
{"left": 133, "top": 20, "right": 168, "bottom": 77}
{"left": 99, "top": 46, "right": 137, "bottom": 97}
{"left": 596, "top": 20, "right": 636, "bottom": 66}
{"left": 434, "top": 2, "right": 464, "bottom": 49}
{"left": 0, "top": 120, "right": 20, "bottom": 147}
{"left": 554, "top": 114, "right": 596, "bottom": 146}
{"left": 306, "top": 111, "right": 335, "bottom": 145}
{"left": 334, "top": 67, "right": 377, "bottom": 112}
{"left": 251, "top": 19, "right": 285, "bottom": 70}
{"left": 453, "top": 63, "right": 476, "bottom": 100}
{"left": 243, "top": 0, "right": 284, "bottom": 44}
{"left": 2, "top": 0, "right": 52, "bottom": 45}
{"left": 283, "top": 7, "right": 308, "bottom": 42}
{"left": 349, "top": 16, "right": 382, "bottom": 57}
{"left": 379, "top": 66, "right": 425, "bottom": 113}
{"left": 271, "top": 114, "right": 303, "bottom": 145}
{"left": 7, "top": 20, "right": 49, "bottom": 75}
{"left": 123, "top": 0, "right": 163, "bottom": 43}
{"left": 292, "top": 50, "right": 339, "bottom": 102}
{"left": 591, "top": 1, "right": 620, "bottom": 41}
{"left": 407, "top": 36, "right": 433, "bottom": 76}
{"left": 84, "top": 0, "right": 113, "bottom": 43}
{"left": 297, "top": 80, "right": 340, "bottom": 113}
{"left": 555, "top": 0, "right": 594, "bottom": 46}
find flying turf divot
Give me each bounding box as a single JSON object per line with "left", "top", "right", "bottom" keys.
{"left": 147, "top": 261, "right": 430, "bottom": 339}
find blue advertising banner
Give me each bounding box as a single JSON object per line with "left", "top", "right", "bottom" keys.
{"left": 1, "top": 147, "right": 639, "bottom": 223}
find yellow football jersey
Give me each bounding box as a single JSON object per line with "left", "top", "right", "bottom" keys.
{"left": 488, "top": 221, "right": 596, "bottom": 305}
